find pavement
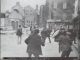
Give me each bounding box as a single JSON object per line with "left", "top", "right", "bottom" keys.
{"left": 1, "top": 30, "right": 78, "bottom": 58}
{"left": 72, "top": 38, "right": 79, "bottom": 56}
{"left": 0, "top": 30, "right": 16, "bottom": 34}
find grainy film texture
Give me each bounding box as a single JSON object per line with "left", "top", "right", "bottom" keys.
{"left": 0, "top": 0, "right": 80, "bottom": 60}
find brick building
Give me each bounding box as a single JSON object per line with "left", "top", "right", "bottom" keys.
{"left": 46, "top": 0, "right": 75, "bottom": 30}
{"left": 24, "top": 6, "right": 36, "bottom": 27}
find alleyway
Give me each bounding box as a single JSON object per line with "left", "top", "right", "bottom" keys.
{"left": 1, "top": 30, "right": 78, "bottom": 58}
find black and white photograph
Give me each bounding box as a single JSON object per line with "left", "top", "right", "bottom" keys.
{"left": 0, "top": 0, "right": 80, "bottom": 60}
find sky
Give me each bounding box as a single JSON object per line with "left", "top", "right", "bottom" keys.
{"left": 1, "top": 0, "right": 46, "bottom": 13}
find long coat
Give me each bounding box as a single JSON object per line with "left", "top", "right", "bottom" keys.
{"left": 16, "top": 28, "right": 22, "bottom": 36}
{"left": 58, "top": 34, "right": 72, "bottom": 52}
{"left": 46, "top": 29, "right": 52, "bottom": 37}
{"left": 27, "top": 34, "right": 42, "bottom": 55}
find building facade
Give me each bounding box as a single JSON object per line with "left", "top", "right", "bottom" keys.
{"left": 4, "top": 11, "right": 12, "bottom": 30}
{"left": 39, "top": 4, "right": 49, "bottom": 28}
{"left": 24, "top": 6, "right": 36, "bottom": 27}
{"left": 39, "top": 5, "right": 44, "bottom": 27}
{"left": 46, "top": 0, "right": 75, "bottom": 30}
{"left": 5, "top": 2, "right": 24, "bottom": 30}
{"left": 34, "top": 5, "right": 40, "bottom": 27}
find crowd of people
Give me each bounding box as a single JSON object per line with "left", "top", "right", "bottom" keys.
{"left": 16, "top": 25, "right": 77, "bottom": 57}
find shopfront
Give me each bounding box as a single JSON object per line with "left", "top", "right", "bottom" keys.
{"left": 47, "top": 19, "right": 72, "bottom": 31}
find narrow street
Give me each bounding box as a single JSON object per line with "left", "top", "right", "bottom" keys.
{"left": 1, "top": 30, "right": 78, "bottom": 58}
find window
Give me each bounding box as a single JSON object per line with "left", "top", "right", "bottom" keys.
{"left": 54, "top": 3, "right": 57, "bottom": 9}
{"left": 29, "top": 21, "right": 30, "bottom": 23}
{"left": 30, "top": 13, "right": 32, "bottom": 15}
{"left": 63, "top": 2, "right": 67, "bottom": 9}
{"left": 29, "top": 21, "right": 31, "bottom": 24}
{"left": 31, "top": 21, "right": 32, "bottom": 24}
{"left": 27, "top": 21, "right": 28, "bottom": 23}
{"left": 26, "top": 12, "right": 27, "bottom": 15}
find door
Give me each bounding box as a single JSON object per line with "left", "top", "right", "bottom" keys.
{"left": 15, "top": 21, "right": 18, "bottom": 30}
{"left": 11, "top": 21, "right": 15, "bottom": 30}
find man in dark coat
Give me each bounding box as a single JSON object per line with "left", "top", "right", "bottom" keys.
{"left": 54, "top": 27, "right": 72, "bottom": 57}
{"left": 41, "top": 29, "right": 47, "bottom": 44}
{"left": 41, "top": 29, "right": 52, "bottom": 44}
{"left": 46, "top": 29, "right": 52, "bottom": 43}
{"left": 59, "top": 32, "right": 72, "bottom": 57}
{"left": 26, "top": 29, "right": 43, "bottom": 57}
{"left": 54, "top": 28, "right": 65, "bottom": 42}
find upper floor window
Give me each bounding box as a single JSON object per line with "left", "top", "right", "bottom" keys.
{"left": 30, "top": 13, "right": 33, "bottom": 15}
{"left": 63, "top": 2, "right": 67, "bottom": 9}
{"left": 27, "top": 20, "right": 28, "bottom": 23}
{"left": 54, "top": 3, "right": 57, "bottom": 9}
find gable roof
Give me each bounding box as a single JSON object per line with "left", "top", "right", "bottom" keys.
{"left": 12, "top": 2, "right": 24, "bottom": 16}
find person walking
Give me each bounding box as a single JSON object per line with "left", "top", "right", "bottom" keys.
{"left": 16, "top": 25, "right": 22, "bottom": 44}
{"left": 41, "top": 29, "right": 47, "bottom": 44}
{"left": 60, "top": 32, "right": 72, "bottom": 57}
{"left": 46, "top": 29, "right": 52, "bottom": 43}
{"left": 30, "top": 26, "right": 34, "bottom": 34}
{"left": 25, "top": 29, "right": 43, "bottom": 57}
{"left": 68, "top": 29, "right": 76, "bottom": 44}
{"left": 56, "top": 29, "right": 72, "bottom": 57}
{"left": 54, "top": 27, "right": 72, "bottom": 57}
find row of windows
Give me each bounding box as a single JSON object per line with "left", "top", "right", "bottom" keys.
{"left": 25, "top": 13, "right": 34, "bottom": 16}
{"left": 24, "top": 10, "right": 34, "bottom": 15}
{"left": 24, "top": 9, "right": 33, "bottom": 13}
{"left": 53, "top": 2, "right": 67, "bottom": 9}
{"left": 26, "top": 20, "right": 34, "bottom": 24}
